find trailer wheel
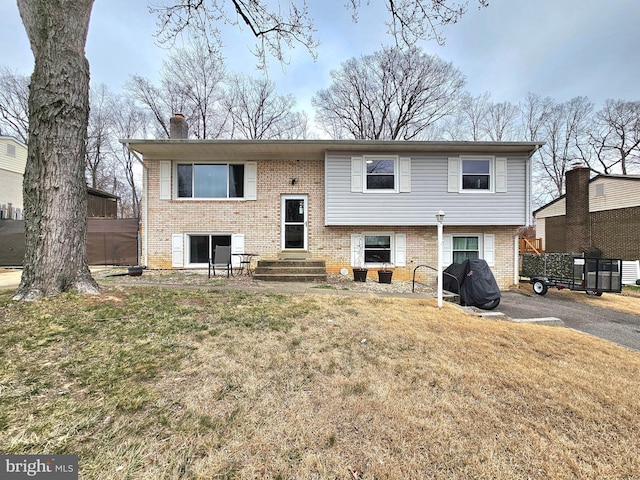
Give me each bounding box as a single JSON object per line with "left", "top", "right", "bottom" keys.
{"left": 532, "top": 280, "right": 548, "bottom": 296}
{"left": 586, "top": 290, "right": 603, "bottom": 296}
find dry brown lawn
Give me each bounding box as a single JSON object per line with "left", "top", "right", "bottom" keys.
{"left": 1, "top": 286, "right": 639, "bottom": 479}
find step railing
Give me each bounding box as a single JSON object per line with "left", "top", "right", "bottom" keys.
{"left": 412, "top": 264, "right": 460, "bottom": 299}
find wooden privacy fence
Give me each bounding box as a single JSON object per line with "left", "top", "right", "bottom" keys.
{"left": 0, "top": 218, "right": 139, "bottom": 267}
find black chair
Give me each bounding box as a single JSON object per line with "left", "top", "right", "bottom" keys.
{"left": 208, "top": 245, "right": 232, "bottom": 278}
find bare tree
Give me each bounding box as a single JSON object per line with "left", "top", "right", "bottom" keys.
{"left": 126, "top": 75, "right": 173, "bottom": 138}
{"left": 481, "top": 100, "right": 519, "bottom": 141}
{"left": 127, "top": 39, "right": 228, "bottom": 139}
{"left": 313, "top": 47, "right": 465, "bottom": 140}
{"left": 580, "top": 99, "right": 640, "bottom": 175}
{"left": 519, "top": 92, "right": 554, "bottom": 142}
{"left": 153, "top": 1, "right": 488, "bottom": 69}
{"left": 225, "top": 74, "right": 307, "bottom": 139}
{"left": 86, "top": 83, "right": 115, "bottom": 190}
{"left": 161, "top": 38, "right": 229, "bottom": 139}
{"left": 15, "top": 0, "right": 485, "bottom": 299}
{"left": 539, "top": 96, "right": 593, "bottom": 197}
{"left": 0, "top": 67, "right": 30, "bottom": 143}
{"left": 110, "top": 95, "right": 148, "bottom": 219}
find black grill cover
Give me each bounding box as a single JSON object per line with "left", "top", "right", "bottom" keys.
{"left": 443, "top": 259, "right": 501, "bottom": 308}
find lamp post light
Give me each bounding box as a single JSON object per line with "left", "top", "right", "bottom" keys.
{"left": 436, "top": 210, "right": 445, "bottom": 308}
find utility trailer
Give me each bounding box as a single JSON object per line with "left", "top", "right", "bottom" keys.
{"left": 522, "top": 257, "right": 622, "bottom": 296}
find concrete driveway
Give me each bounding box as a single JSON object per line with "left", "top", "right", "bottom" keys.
{"left": 497, "top": 289, "right": 640, "bottom": 351}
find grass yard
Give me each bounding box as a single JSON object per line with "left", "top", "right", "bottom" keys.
{"left": 1, "top": 285, "right": 639, "bottom": 479}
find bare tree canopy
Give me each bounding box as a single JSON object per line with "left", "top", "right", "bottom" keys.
{"left": 579, "top": 99, "right": 640, "bottom": 175}
{"left": 0, "top": 67, "right": 29, "bottom": 143}
{"left": 151, "top": 0, "right": 488, "bottom": 68}
{"left": 312, "top": 47, "right": 465, "bottom": 140}
{"left": 127, "top": 39, "right": 228, "bottom": 139}
{"left": 538, "top": 96, "right": 593, "bottom": 197}
{"left": 225, "top": 73, "right": 308, "bottom": 139}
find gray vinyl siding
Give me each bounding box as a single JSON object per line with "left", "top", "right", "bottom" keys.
{"left": 325, "top": 153, "right": 528, "bottom": 226}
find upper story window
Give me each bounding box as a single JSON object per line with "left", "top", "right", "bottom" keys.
{"left": 177, "top": 163, "right": 244, "bottom": 199}
{"left": 448, "top": 156, "right": 507, "bottom": 194}
{"left": 462, "top": 159, "right": 491, "bottom": 190}
{"left": 365, "top": 156, "right": 397, "bottom": 191}
{"left": 6, "top": 143, "right": 16, "bottom": 157}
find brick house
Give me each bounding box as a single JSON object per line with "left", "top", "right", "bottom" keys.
{"left": 534, "top": 166, "right": 640, "bottom": 261}
{"left": 123, "top": 117, "right": 542, "bottom": 289}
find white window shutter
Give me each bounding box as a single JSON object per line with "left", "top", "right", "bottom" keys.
{"left": 399, "top": 157, "right": 411, "bottom": 192}
{"left": 351, "top": 157, "right": 363, "bottom": 192}
{"left": 443, "top": 234, "right": 453, "bottom": 266}
{"left": 171, "top": 234, "right": 184, "bottom": 267}
{"left": 231, "top": 234, "right": 245, "bottom": 254}
{"left": 160, "top": 161, "right": 171, "bottom": 200}
{"left": 351, "top": 233, "right": 364, "bottom": 267}
{"left": 231, "top": 234, "right": 245, "bottom": 268}
{"left": 395, "top": 233, "right": 406, "bottom": 266}
{"left": 495, "top": 158, "right": 507, "bottom": 193}
{"left": 245, "top": 162, "right": 257, "bottom": 200}
{"left": 483, "top": 233, "right": 495, "bottom": 266}
{"left": 448, "top": 158, "right": 459, "bottom": 193}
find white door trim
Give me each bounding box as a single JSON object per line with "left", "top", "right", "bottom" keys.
{"left": 281, "top": 195, "right": 308, "bottom": 250}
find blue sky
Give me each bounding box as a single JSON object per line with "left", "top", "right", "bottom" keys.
{"left": 1, "top": 0, "right": 638, "bottom": 118}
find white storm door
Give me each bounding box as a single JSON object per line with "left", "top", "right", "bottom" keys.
{"left": 281, "top": 195, "right": 308, "bottom": 250}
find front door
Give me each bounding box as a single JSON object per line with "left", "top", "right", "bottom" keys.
{"left": 281, "top": 195, "right": 308, "bottom": 250}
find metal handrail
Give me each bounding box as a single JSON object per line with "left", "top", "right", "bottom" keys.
{"left": 412, "top": 264, "right": 460, "bottom": 297}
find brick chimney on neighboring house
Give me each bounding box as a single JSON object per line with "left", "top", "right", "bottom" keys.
{"left": 565, "top": 163, "right": 591, "bottom": 254}
{"left": 169, "top": 113, "right": 189, "bottom": 139}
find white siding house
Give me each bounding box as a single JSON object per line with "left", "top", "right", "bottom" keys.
{"left": 0, "top": 136, "right": 27, "bottom": 219}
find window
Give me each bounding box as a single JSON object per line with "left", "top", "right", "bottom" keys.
{"left": 188, "top": 234, "right": 231, "bottom": 265}
{"left": 364, "top": 235, "right": 391, "bottom": 263}
{"left": 462, "top": 159, "right": 490, "bottom": 190}
{"left": 365, "top": 156, "right": 396, "bottom": 191}
{"left": 452, "top": 236, "right": 479, "bottom": 263}
{"left": 6, "top": 144, "right": 16, "bottom": 157}
{"left": 177, "top": 163, "right": 244, "bottom": 198}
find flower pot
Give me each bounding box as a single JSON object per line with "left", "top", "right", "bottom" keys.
{"left": 353, "top": 268, "right": 368, "bottom": 282}
{"left": 378, "top": 270, "right": 393, "bottom": 284}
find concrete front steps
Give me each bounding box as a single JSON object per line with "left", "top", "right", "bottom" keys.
{"left": 253, "top": 259, "right": 327, "bottom": 282}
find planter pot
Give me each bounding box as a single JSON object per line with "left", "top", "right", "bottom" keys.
{"left": 353, "top": 268, "right": 368, "bottom": 282}
{"left": 128, "top": 266, "right": 143, "bottom": 277}
{"left": 378, "top": 270, "right": 393, "bottom": 284}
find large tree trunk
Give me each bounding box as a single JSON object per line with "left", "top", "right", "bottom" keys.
{"left": 15, "top": 0, "right": 99, "bottom": 300}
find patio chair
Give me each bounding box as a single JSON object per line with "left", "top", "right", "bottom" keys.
{"left": 208, "top": 245, "right": 232, "bottom": 278}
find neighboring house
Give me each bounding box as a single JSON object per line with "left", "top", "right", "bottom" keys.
{"left": 0, "top": 136, "right": 27, "bottom": 219}
{"left": 124, "top": 116, "right": 542, "bottom": 289}
{"left": 534, "top": 166, "right": 640, "bottom": 260}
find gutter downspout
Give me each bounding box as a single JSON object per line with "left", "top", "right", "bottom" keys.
{"left": 126, "top": 143, "right": 148, "bottom": 268}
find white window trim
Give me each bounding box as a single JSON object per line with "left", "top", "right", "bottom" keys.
{"left": 182, "top": 232, "right": 244, "bottom": 268}
{"left": 351, "top": 232, "right": 406, "bottom": 268}
{"left": 363, "top": 155, "right": 399, "bottom": 193}
{"left": 173, "top": 161, "right": 251, "bottom": 201}
{"left": 459, "top": 155, "right": 495, "bottom": 193}
{"left": 443, "top": 233, "right": 495, "bottom": 267}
